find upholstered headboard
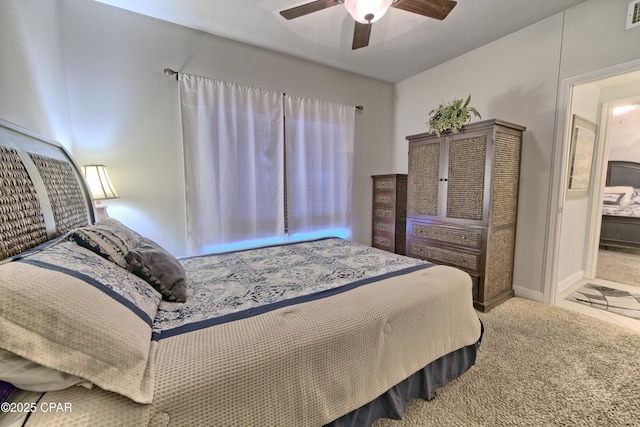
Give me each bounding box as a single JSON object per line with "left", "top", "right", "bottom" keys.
{"left": 606, "top": 161, "right": 640, "bottom": 188}
{"left": 0, "top": 118, "right": 95, "bottom": 261}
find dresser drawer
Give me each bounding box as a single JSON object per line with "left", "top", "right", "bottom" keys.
{"left": 408, "top": 241, "right": 480, "bottom": 272}
{"left": 373, "top": 192, "right": 395, "bottom": 206}
{"left": 373, "top": 219, "right": 394, "bottom": 234}
{"left": 372, "top": 234, "right": 393, "bottom": 251}
{"left": 373, "top": 206, "right": 394, "bottom": 219}
{"left": 409, "top": 222, "right": 483, "bottom": 249}
{"left": 373, "top": 176, "right": 398, "bottom": 191}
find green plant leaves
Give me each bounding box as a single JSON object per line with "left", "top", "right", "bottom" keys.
{"left": 426, "top": 95, "right": 481, "bottom": 136}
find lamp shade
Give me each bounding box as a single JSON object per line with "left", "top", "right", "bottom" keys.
{"left": 344, "top": 0, "right": 393, "bottom": 24}
{"left": 81, "top": 164, "right": 119, "bottom": 200}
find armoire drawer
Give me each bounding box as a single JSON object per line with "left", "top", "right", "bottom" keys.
{"left": 408, "top": 241, "right": 480, "bottom": 272}
{"left": 409, "top": 223, "right": 483, "bottom": 249}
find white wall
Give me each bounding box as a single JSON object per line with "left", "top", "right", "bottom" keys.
{"left": 556, "top": 83, "right": 600, "bottom": 289}
{"left": 393, "top": 0, "right": 640, "bottom": 299}
{"left": 0, "top": 0, "right": 73, "bottom": 150}
{"left": 0, "top": 0, "right": 395, "bottom": 256}
{"left": 601, "top": 81, "right": 640, "bottom": 162}
{"left": 559, "top": 0, "right": 640, "bottom": 80}
{"left": 608, "top": 108, "right": 640, "bottom": 162}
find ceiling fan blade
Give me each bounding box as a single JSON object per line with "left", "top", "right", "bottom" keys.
{"left": 352, "top": 21, "right": 372, "bottom": 50}
{"left": 391, "top": 0, "right": 457, "bottom": 20}
{"left": 280, "top": 0, "right": 343, "bottom": 20}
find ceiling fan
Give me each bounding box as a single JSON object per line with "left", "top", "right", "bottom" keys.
{"left": 279, "top": 0, "right": 457, "bottom": 50}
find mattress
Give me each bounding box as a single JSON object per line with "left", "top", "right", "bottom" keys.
{"left": 19, "top": 238, "right": 482, "bottom": 427}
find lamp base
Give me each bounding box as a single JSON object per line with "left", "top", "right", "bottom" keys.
{"left": 95, "top": 205, "right": 110, "bottom": 221}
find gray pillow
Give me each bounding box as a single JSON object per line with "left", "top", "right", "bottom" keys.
{"left": 126, "top": 238, "right": 187, "bottom": 303}
{"left": 69, "top": 219, "right": 141, "bottom": 268}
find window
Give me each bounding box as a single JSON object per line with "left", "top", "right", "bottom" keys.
{"left": 180, "top": 74, "right": 354, "bottom": 254}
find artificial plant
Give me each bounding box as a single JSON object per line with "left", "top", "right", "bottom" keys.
{"left": 427, "top": 95, "right": 481, "bottom": 136}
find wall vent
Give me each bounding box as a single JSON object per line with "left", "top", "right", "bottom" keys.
{"left": 627, "top": 0, "right": 640, "bottom": 29}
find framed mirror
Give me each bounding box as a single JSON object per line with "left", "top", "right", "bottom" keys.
{"left": 567, "top": 115, "right": 597, "bottom": 198}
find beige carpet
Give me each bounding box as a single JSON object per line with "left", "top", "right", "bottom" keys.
{"left": 373, "top": 298, "right": 640, "bottom": 427}
{"left": 597, "top": 248, "right": 640, "bottom": 287}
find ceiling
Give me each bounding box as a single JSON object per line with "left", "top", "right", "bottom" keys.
{"left": 93, "top": 0, "right": 588, "bottom": 83}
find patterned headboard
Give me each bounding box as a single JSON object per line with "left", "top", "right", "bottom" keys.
{"left": 0, "top": 118, "right": 95, "bottom": 261}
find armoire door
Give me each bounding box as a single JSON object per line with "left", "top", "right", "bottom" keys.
{"left": 444, "top": 130, "right": 489, "bottom": 223}
{"left": 407, "top": 139, "right": 442, "bottom": 219}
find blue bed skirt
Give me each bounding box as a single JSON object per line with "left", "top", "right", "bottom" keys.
{"left": 326, "top": 322, "right": 483, "bottom": 427}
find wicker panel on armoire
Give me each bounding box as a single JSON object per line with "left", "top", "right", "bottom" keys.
{"left": 405, "top": 119, "right": 525, "bottom": 311}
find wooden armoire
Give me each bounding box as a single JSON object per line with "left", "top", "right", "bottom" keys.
{"left": 405, "top": 119, "right": 525, "bottom": 311}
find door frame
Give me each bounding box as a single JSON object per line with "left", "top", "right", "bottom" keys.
{"left": 543, "top": 58, "right": 640, "bottom": 305}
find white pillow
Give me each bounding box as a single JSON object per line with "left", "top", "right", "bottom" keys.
{"left": 603, "top": 186, "right": 634, "bottom": 206}
{"left": 0, "top": 349, "right": 93, "bottom": 392}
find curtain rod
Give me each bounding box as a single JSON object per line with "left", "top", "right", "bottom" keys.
{"left": 163, "top": 68, "right": 364, "bottom": 111}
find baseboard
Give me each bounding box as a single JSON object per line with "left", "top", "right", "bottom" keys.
{"left": 513, "top": 286, "right": 544, "bottom": 303}
{"left": 557, "top": 270, "right": 585, "bottom": 294}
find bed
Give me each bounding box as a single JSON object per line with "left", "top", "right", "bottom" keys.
{"left": 600, "top": 161, "right": 640, "bottom": 250}
{"left": 0, "top": 117, "right": 482, "bottom": 427}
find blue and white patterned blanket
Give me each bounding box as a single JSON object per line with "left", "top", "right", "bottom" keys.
{"left": 602, "top": 188, "right": 640, "bottom": 217}
{"left": 602, "top": 202, "right": 640, "bottom": 217}
{"left": 153, "top": 238, "right": 432, "bottom": 339}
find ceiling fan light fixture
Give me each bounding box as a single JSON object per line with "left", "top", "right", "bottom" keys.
{"left": 344, "top": 0, "right": 393, "bottom": 24}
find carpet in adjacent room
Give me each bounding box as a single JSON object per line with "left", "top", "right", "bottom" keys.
{"left": 596, "top": 248, "right": 640, "bottom": 287}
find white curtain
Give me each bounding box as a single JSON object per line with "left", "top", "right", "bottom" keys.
{"left": 285, "top": 95, "right": 355, "bottom": 241}
{"left": 180, "top": 74, "right": 285, "bottom": 254}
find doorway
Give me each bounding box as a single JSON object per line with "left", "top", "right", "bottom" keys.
{"left": 551, "top": 66, "right": 640, "bottom": 331}
{"left": 589, "top": 93, "right": 640, "bottom": 285}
